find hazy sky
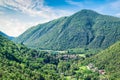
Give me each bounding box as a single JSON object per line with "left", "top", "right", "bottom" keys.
{"left": 0, "top": 0, "right": 120, "bottom": 37}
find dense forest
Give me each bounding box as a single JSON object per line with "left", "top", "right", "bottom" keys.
{"left": 0, "top": 35, "right": 91, "bottom": 80}
{"left": 1, "top": 34, "right": 120, "bottom": 80}
{"left": 83, "top": 41, "right": 120, "bottom": 79}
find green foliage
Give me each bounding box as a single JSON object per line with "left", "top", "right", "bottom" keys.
{"left": 83, "top": 41, "right": 120, "bottom": 79}
{"left": 0, "top": 35, "right": 45, "bottom": 80}
{"left": 0, "top": 35, "right": 83, "bottom": 80}
{"left": 1, "top": 33, "right": 120, "bottom": 80}
{"left": 14, "top": 9, "right": 120, "bottom": 50}
{"left": 67, "top": 48, "right": 101, "bottom": 57}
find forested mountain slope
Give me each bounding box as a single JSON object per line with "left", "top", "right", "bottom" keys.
{"left": 83, "top": 41, "right": 120, "bottom": 79}
{"left": 0, "top": 35, "right": 82, "bottom": 80}
{"left": 0, "top": 35, "right": 45, "bottom": 79}
{"left": 14, "top": 9, "right": 120, "bottom": 50}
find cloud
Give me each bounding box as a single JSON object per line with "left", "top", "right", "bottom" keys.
{"left": 0, "top": 18, "right": 37, "bottom": 37}
{"left": 0, "top": 0, "right": 50, "bottom": 17}
{"left": 0, "top": 11, "right": 4, "bottom": 15}
{"left": 0, "top": 0, "right": 72, "bottom": 19}
{"left": 0, "top": 0, "right": 73, "bottom": 36}
{"left": 109, "top": 0, "right": 120, "bottom": 17}
{"left": 115, "top": 13, "right": 120, "bottom": 17}
{"left": 65, "top": 0, "right": 83, "bottom": 7}
{"left": 0, "top": 9, "right": 73, "bottom": 37}
{"left": 110, "top": 0, "right": 120, "bottom": 10}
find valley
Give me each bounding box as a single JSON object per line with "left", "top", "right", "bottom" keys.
{"left": 0, "top": 9, "right": 120, "bottom": 80}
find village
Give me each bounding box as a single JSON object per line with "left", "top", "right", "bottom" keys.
{"left": 87, "top": 63, "right": 106, "bottom": 75}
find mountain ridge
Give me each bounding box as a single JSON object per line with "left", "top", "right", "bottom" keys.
{"left": 14, "top": 9, "right": 120, "bottom": 50}
{"left": 0, "top": 31, "right": 14, "bottom": 40}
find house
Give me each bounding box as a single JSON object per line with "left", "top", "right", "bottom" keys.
{"left": 87, "top": 63, "right": 94, "bottom": 70}
{"left": 92, "top": 67, "right": 98, "bottom": 72}
{"left": 99, "top": 70, "right": 106, "bottom": 75}
{"left": 87, "top": 63, "right": 106, "bottom": 75}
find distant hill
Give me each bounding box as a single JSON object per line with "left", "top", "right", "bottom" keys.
{"left": 83, "top": 41, "right": 120, "bottom": 79}
{"left": 0, "top": 31, "right": 14, "bottom": 40}
{"left": 14, "top": 9, "right": 120, "bottom": 50}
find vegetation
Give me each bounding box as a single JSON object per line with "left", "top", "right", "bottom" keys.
{"left": 14, "top": 9, "right": 120, "bottom": 50}
{"left": 0, "top": 35, "right": 45, "bottom": 80}
{"left": 1, "top": 33, "right": 120, "bottom": 80}
{"left": 1, "top": 9, "right": 120, "bottom": 80}
{"left": 83, "top": 41, "right": 120, "bottom": 79}
{"left": 0, "top": 35, "right": 92, "bottom": 80}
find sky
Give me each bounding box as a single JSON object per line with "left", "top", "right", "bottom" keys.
{"left": 0, "top": 0, "right": 120, "bottom": 37}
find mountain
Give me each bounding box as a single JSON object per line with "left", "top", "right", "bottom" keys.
{"left": 14, "top": 9, "right": 120, "bottom": 50}
{"left": 0, "top": 31, "right": 14, "bottom": 40}
{"left": 83, "top": 41, "right": 120, "bottom": 79}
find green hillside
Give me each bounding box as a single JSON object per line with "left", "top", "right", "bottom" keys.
{"left": 0, "top": 35, "right": 62, "bottom": 80}
{"left": 1, "top": 32, "right": 120, "bottom": 80}
{"left": 0, "top": 31, "right": 14, "bottom": 40}
{"left": 83, "top": 41, "right": 120, "bottom": 79}
{"left": 14, "top": 9, "right": 120, "bottom": 50}
{"left": 0, "top": 35, "right": 46, "bottom": 79}
{"left": 0, "top": 35, "right": 84, "bottom": 80}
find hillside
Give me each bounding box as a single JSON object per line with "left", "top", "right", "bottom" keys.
{"left": 0, "top": 35, "right": 62, "bottom": 80}
{"left": 14, "top": 9, "right": 120, "bottom": 50}
{"left": 83, "top": 41, "right": 120, "bottom": 79}
{"left": 1, "top": 32, "right": 120, "bottom": 80}
{"left": 0, "top": 35, "right": 47, "bottom": 79}
{"left": 0, "top": 35, "right": 84, "bottom": 80}
{"left": 0, "top": 31, "right": 14, "bottom": 40}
